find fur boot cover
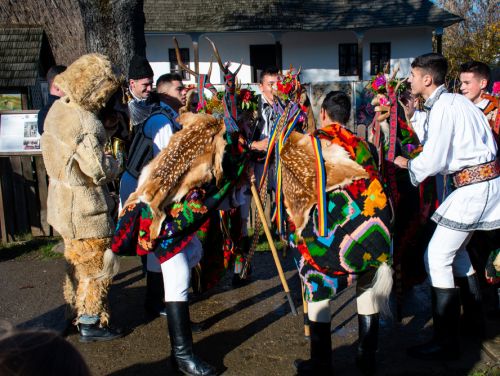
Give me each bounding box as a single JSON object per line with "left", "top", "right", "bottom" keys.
{"left": 42, "top": 53, "right": 121, "bottom": 240}
{"left": 64, "top": 237, "right": 120, "bottom": 325}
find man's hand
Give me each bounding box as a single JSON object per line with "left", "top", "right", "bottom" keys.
{"left": 250, "top": 137, "right": 269, "bottom": 152}
{"left": 402, "top": 95, "right": 419, "bottom": 120}
{"left": 394, "top": 156, "right": 409, "bottom": 169}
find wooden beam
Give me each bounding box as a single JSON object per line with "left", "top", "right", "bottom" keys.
{"left": 34, "top": 156, "right": 49, "bottom": 236}
{"left": 10, "top": 156, "right": 29, "bottom": 234}
{"left": 0, "top": 159, "right": 7, "bottom": 244}
{"left": 355, "top": 31, "right": 365, "bottom": 81}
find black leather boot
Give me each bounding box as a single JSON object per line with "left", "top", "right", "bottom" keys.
{"left": 456, "top": 274, "right": 484, "bottom": 338}
{"left": 293, "top": 321, "right": 333, "bottom": 375}
{"left": 356, "top": 313, "right": 379, "bottom": 375}
{"left": 166, "top": 302, "right": 216, "bottom": 376}
{"left": 145, "top": 271, "right": 167, "bottom": 317}
{"left": 79, "top": 322, "right": 125, "bottom": 343}
{"left": 407, "top": 287, "right": 460, "bottom": 360}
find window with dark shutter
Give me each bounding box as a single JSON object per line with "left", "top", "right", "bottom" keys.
{"left": 168, "top": 48, "right": 190, "bottom": 80}
{"left": 339, "top": 43, "right": 358, "bottom": 76}
{"left": 370, "top": 43, "right": 391, "bottom": 75}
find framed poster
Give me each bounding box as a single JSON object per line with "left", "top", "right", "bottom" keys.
{"left": 0, "top": 110, "right": 40, "bottom": 153}
{"left": 309, "top": 81, "right": 354, "bottom": 130}
{"left": 0, "top": 94, "right": 23, "bottom": 111}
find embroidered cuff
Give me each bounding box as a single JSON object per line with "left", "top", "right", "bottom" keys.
{"left": 407, "top": 159, "right": 419, "bottom": 187}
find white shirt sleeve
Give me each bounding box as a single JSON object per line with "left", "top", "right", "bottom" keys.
{"left": 408, "top": 101, "right": 454, "bottom": 185}
{"left": 143, "top": 113, "right": 174, "bottom": 156}
{"left": 407, "top": 94, "right": 497, "bottom": 186}
{"left": 410, "top": 110, "right": 427, "bottom": 144}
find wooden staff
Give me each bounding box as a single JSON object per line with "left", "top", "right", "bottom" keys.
{"left": 301, "top": 282, "right": 310, "bottom": 338}
{"left": 249, "top": 178, "right": 297, "bottom": 316}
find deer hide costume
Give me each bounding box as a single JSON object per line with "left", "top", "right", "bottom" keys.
{"left": 124, "top": 112, "right": 227, "bottom": 240}
{"left": 41, "top": 53, "right": 121, "bottom": 325}
{"left": 285, "top": 123, "right": 392, "bottom": 303}
{"left": 280, "top": 131, "right": 369, "bottom": 237}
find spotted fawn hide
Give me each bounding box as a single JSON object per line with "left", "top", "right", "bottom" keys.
{"left": 280, "top": 131, "right": 369, "bottom": 237}
{"left": 123, "top": 112, "right": 227, "bottom": 240}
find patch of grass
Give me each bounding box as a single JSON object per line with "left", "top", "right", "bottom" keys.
{"left": 255, "top": 236, "right": 286, "bottom": 252}
{"left": 0, "top": 235, "right": 62, "bottom": 261}
{"left": 247, "top": 228, "right": 287, "bottom": 253}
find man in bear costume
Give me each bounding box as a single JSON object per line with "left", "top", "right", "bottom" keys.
{"left": 42, "top": 53, "right": 124, "bottom": 342}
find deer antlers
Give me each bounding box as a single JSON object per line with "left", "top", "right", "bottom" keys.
{"left": 173, "top": 36, "right": 243, "bottom": 78}
{"left": 173, "top": 37, "right": 212, "bottom": 79}
{"left": 205, "top": 37, "right": 242, "bottom": 75}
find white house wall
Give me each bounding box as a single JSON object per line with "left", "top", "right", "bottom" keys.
{"left": 145, "top": 27, "right": 433, "bottom": 85}
{"left": 362, "top": 27, "right": 434, "bottom": 79}
{"left": 146, "top": 32, "right": 274, "bottom": 85}
{"left": 282, "top": 30, "right": 359, "bottom": 83}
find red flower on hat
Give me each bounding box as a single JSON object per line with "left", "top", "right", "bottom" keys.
{"left": 492, "top": 81, "right": 500, "bottom": 96}
{"left": 240, "top": 89, "right": 252, "bottom": 102}
{"left": 277, "top": 81, "right": 293, "bottom": 95}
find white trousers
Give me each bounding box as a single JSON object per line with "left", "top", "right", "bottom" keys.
{"left": 424, "top": 224, "right": 475, "bottom": 288}
{"left": 307, "top": 290, "right": 377, "bottom": 323}
{"left": 158, "top": 236, "right": 203, "bottom": 302}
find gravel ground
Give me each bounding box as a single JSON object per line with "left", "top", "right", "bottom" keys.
{"left": 0, "top": 250, "right": 499, "bottom": 375}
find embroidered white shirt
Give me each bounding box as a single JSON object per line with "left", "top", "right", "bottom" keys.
{"left": 408, "top": 86, "right": 500, "bottom": 230}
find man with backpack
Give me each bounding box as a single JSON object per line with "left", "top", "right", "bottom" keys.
{"left": 119, "top": 71, "right": 187, "bottom": 318}
{"left": 119, "top": 71, "right": 215, "bottom": 375}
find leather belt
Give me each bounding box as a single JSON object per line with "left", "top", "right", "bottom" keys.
{"left": 452, "top": 159, "right": 500, "bottom": 188}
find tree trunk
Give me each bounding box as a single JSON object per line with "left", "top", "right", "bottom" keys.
{"left": 78, "top": 0, "right": 146, "bottom": 77}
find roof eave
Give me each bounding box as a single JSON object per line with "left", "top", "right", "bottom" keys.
{"left": 145, "top": 18, "right": 464, "bottom": 35}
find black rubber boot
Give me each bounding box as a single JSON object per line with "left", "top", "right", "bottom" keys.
{"left": 78, "top": 322, "right": 125, "bottom": 343}
{"left": 293, "top": 321, "right": 333, "bottom": 375}
{"left": 356, "top": 313, "right": 379, "bottom": 375}
{"left": 145, "top": 271, "right": 167, "bottom": 318}
{"left": 456, "top": 274, "right": 484, "bottom": 339}
{"left": 166, "top": 302, "right": 216, "bottom": 376}
{"left": 407, "top": 287, "right": 461, "bottom": 360}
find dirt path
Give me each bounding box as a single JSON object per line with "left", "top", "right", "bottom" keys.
{"left": 0, "top": 252, "right": 498, "bottom": 375}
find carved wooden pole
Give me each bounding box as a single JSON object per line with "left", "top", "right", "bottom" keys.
{"left": 249, "top": 178, "right": 297, "bottom": 316}
{"left": 301, "top": 283, "right": 310, "bottom": 338}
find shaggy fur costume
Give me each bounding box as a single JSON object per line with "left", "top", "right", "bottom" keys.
{"left": 41, "top": 53, "right": 121, "bottom": 324}
{"left": 64, "top": 238, "right": 120, "bottom": 325}
{"left": 42, "top": 54, "right": 120, "bottom": 240}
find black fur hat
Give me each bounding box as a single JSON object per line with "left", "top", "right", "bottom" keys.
{"left": 128, "top": 55, "right": 154, "bottom": 80}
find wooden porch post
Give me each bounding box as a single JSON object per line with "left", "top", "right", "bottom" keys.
{"left": 189, "top": 32, "right": 202, "bottom": 84}
{"left": 271, "top": 32, "right": 283, "bottom": 70}
{"left": 355, "top": 31, "right": 365, "bottom": 81}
